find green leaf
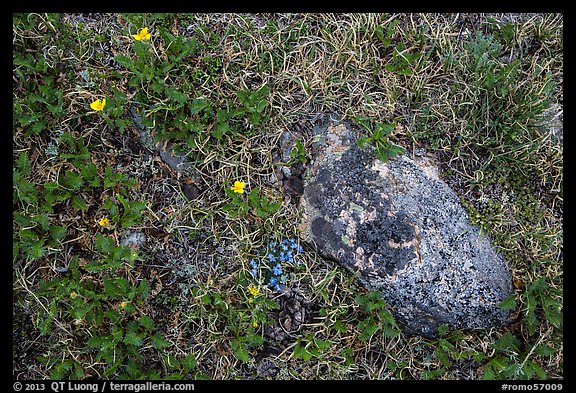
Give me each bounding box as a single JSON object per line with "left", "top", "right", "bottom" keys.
{"left": 374, "top": 123, "right": 395, "bottom": 137}
{"left": 138, "top": 315, "right": 155, "bottom": 330}
{"left": 358, "top": 318, "right": 379, "bottom": 342}
{"left": 104, "top": 277, "right": 130, "bottom": 299}
{"left": 136, "top": 280, "right": 150, "bottom": 299}
{"left": 81, "top": 162, "right": 101, "bottom": 188}
{"left": 151, "top": 332, "right": 171, "bottom": 349}
{"left": 183, "top": 352, "right": 198, "bottom": 370}
{"left": 498, "top": 294, "right": 517, "bottom": 311}
{"left": 114, "top": 54, "right": 134, "bottom": 69}
{"left": 71, "top": 195, "right": 88, "bottom": 211}
{"left": 524, "top": 360, "right": 547, "bottom": 379}
{"left": 212, "top": 121, "right": 229, "bottom": 140}
{"left": 15, "top": 152, "right": 31, "bottom": 175}
{"left": 293, "top": 343, "right": 313, "bottom": 361}
{"left": 356, "top": 135, "right": 371, "bottom": 148}
{"left": 94, "top": 234, "right": 116, "bottom": 255}
{"left": 87, "top": 335, "right": 104, "bottom": 349}
{"left": 248, "top": 112, "right": 261, "bottom": 126}
{"left": 492, "top": 332, "right": 520, "bottom": 353}
{"left": 231, "top": 338, "right": 249, "bottom": 363}
{"left": 315, "top": 339, "right": 332, "bottom": 351}
{"left": 481, "top": 365, "right": 497, "bottom": 380}
{"left": 189, "top": 98, "right": 210, "bottom": 115}
{"left": 124, "top": 331, "right": 145, "bottom": 347}
{"left": 49, "top": 225, "right": 66, "bottom": 242}
{"left": 382, "top": 325, "right": 400, "bottom": 338}
{"left": 533, "top": 344, "right": 555, "bottom": 357}
{"left": 28, "top": 239, "right": 46, "bottom": 260}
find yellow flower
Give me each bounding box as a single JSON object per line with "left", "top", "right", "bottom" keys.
{"left": 231, "top": 180, "right": 246, "bottom": 194}
{"left": 133, "top": 27, "right": 151, "bottom": 41}
{"left": 247, "top": 284, "right": 260, "bottom": 297}
{"left": 90, "top": 98, "right": 106, "bottom": 111}
{"left": 252, "top": 321, "right": 259, "bottom": 328}
{"left": 98, "top": 217, "right": 110, "bottom": 227}
{"left": 119, "top": 301, "right": 127, "bottom": 309}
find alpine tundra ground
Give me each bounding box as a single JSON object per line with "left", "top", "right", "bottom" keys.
{"left": 13, "top": 13, "right": 563, "bottom": 380}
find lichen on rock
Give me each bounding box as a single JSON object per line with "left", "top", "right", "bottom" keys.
{"left": 299, "top": 119, "right": 514, "bottom": 338}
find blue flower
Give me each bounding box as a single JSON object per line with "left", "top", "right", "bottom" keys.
{"left": 268, "top": 276, "right": 281, "bottom": 292}
{"left": 267, "top": 253, "right": 276, "bottom": 263}
{"left": 249, "top": 259, "right": 259, "bottom": 277}
{"left": 272, "top": 263, "right": 282, "bottom": 276}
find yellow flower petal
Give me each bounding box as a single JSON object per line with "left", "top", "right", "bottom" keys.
{"left": 90, "top": 98, "right": 106, "bottom": 111}
{"left": 98, "top": 217, "right": 110, "bottom": 226}
{"left": 133, "top": 27, "right": 151, "bottom": 40}
{"left": 247, "top": 284, "right": 260, "bottom": 296}
{"left": 231, "top": 180, "right": 245, "bottom": 194}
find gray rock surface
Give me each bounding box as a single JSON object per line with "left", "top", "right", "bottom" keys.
{"left": 299, "top": 121, "right": 513, "bottom": 337}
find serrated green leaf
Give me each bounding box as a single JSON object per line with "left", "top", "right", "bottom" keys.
{"left": 293, "top": 343, "right": 313, "bottom": 361}
{"left": 382, "top": 325, "right": 400, "bottom": 338}
{"left": 499, "top": 294, "right": 517, "bottom": 310}
{"left": 71, "top": 195, "right": 88, "bottom": 211}
{"left": 524, "top": 359, "right": 547, "bottom": 379}
{"left": 115, "top": 55, "right": 134, "bottom": 69}
{"left": 87, "top": 335, "right": 104, "bottom": 348}
{"left": 138, "top": 315, "right": 155, "bottom": 330}
{"left": 481, "top": 365, "right": 497, "bottom": 380}
{"left": 15, "top": 152, "right": 31, "bottom": 175}
{"left": 136, "top": 280, "right": 150, "bottom": 298}
{"left": 49, "top": 225, "right": 66, "bottom": 241}
{"left": 492, "top": 332, "right": 520, "bottom": 352}
{"left": 94, "top": 234, "right": 115, "bottom": 255}
{"left": 151, "top": 332, "right": 171, "bottom": 349}
{"left": 358, "top": 318, "right": 379, "bottom": 342}
{"left": 533, "top": 344, "right": 555, "bottom": 357}
{"left": 356, "top": 135, "right": 371, "bottom": 148}
{"left": 81, "top": 162, "right": 101, "bottom": 188}
{"left": 123, "top": 331, "right": 145, "bottom": 347}
{"left": 103, "top": 277, "right": 130, "bottom": 299}
{"left": 28, "top": 239, "right": 46, "bottom": 260}
{"left": 231, "top": 338, "right": 249, "bottom": 363}
{"left": 212, "top": 121, "right": 229, "bottom": 140}
{"left": 183, "top": 352, "right": 197, "bottom": 370}
{"left": 315, "top": 339, "right": 331, "bottom": 351}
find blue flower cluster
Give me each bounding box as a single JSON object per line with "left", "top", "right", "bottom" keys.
{"left": 249, "top": 238, "right": 303, "bottom": 292}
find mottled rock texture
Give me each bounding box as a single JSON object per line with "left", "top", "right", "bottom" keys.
{"left": 299, "top": 121, "right": 513, "bottom": 337}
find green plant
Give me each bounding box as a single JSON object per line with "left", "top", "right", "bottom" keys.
{"left": 522, "top": 277, "right": 562, "bottom": 336}
{"left": 235, "top": 84, "right": 271, "bottom": 127}
{"left": 103, "top": 194, "right": 146, "bottom": 229}
{"left": 287, "top": 139, "right": 310, "bottom": 165}
{"left": 355, "top": 120, "right": 406, "bottom": 163}
{"left": 223, "top": 185, "right": 281, "bottom": 220}
{"left": 481, "top": 332, "right": 555, "bottom": 380}
{"left": 385, "top": 41, "right": 423, "bottom": 76}
{"left": 375, "top": 19, "right": 399, "bottom": 49}
{"left": 355, "top": 290, "right": 400, "bottom": 341}
{"left": 293, "top": 332, "right": 333, "bottom": 361}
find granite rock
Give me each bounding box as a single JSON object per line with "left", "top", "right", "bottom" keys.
{"left": 299, "top": 121, "right": 514, "bottom": 337}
